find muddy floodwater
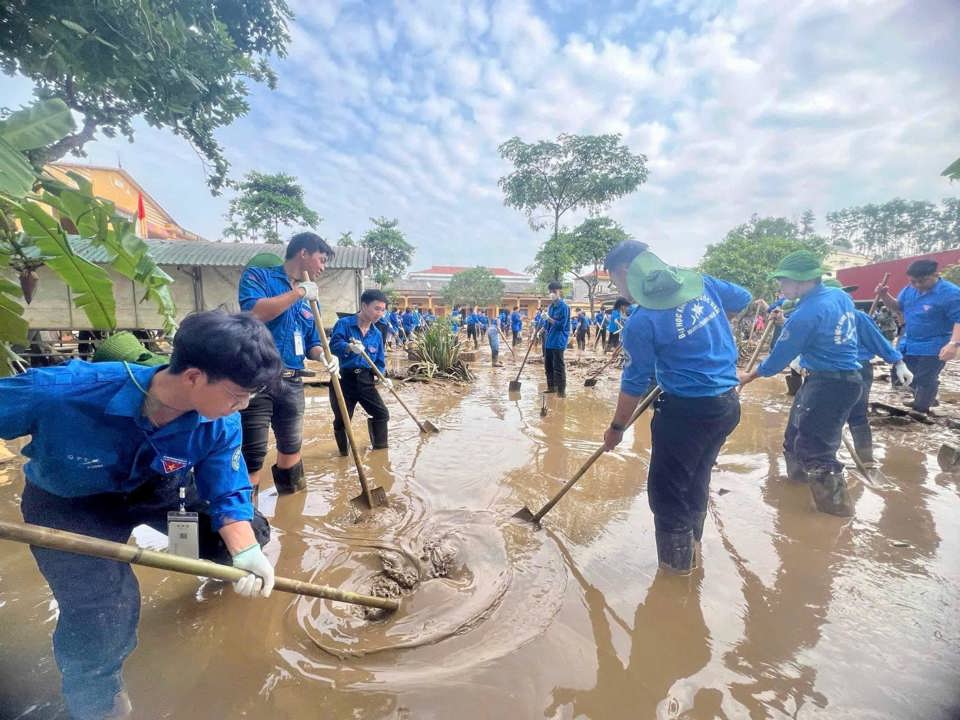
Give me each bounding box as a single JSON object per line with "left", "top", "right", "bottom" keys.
{"left": 1, "top": 346, "right": 959, "bottom": 719}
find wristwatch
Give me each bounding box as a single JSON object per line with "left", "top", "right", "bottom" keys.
{"left": 609, "top": 422, "right": 626, "bottom": 432}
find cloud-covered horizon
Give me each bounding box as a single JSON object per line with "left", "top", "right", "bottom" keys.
{"left": 2, "top": 0, "right": 958, "bottom": 272}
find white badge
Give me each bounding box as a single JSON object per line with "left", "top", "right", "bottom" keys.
{"left": 293, "top": 330, "right": 304, "bottom": 357}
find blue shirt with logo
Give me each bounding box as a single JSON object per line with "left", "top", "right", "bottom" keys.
{"left": 0, "top": 361, "right": 252, "bottom": 530}
{"left": 545, "top": 298, "right": 571, "bottom": 350}
{"left": 607, "top": 310, "right": 622, "bottom": 334}
{"left": 330, "top": 315, "right": 386, "bottom": 373}
{"left": 510, "top": 310, "right": 523, "bottom": 332}
{"left": 758, "top": 284, "right": 860, "bottom": 376}
{"left": 239, "top": 265, "right": 320, "bottom": 370}
{"left": 621, "top": 275, "right": 751, "bottom": 397}
{"left": 896, "top": 278, "right": 960, "bottom": 356}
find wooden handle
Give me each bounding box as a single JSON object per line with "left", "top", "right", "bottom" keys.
{"left": 744, "top": 318, "right": 776, "bottom": 374}
{"left": 357, "top": 346, "right": 425, "bottom": 430}
{"left": 868, "top": 272, "right": 891, "bottom": 316}
{"left": 513, "top": 328, "right": 540, "bottom": 382}
{"left": 0, "top": 520, "right": 399, "bottom": 610}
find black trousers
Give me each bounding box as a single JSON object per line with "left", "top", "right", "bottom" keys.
{"left": 846, "top": 363, "right": 874, "bottom": 450}
{"left": 240, "top": 376, "right": 305, "bottom": 472}
{"left": 607, "top": 332, "right": 621, "bottom": 352}
{"left": 329, "top": 369, "right": 390, "bottom": 430}
{"left": 576, "top": 329, "right": 587, "bottom": 350}
{"left": 544, "top": 348, "right": 566, "bottom": 392}
{"left": 904, "top": 354, "right": 945, "bottom": 412}
{"left": 512, "top": 328, "right": 521, "bottom": 346}
{"left": 467, "top": 325, "right": 478, "bottom": 348}
{"left": 784, "top": 371, "right": 862, "bottom": 475}
{"left": 648, "top": 390, "right": 741, "bottom": 534}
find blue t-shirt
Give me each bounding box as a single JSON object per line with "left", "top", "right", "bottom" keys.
{"left": 330, "top": 315, "right": 385, "bottom": 373}
{"left": 402, "top": 312, "right": 416, "bottom": 332}
{"left": 607, "top": 310, "right": 622, "bottom": 334}
{"left": 621, "top": 275, "right": 751, "bottom": 397}
{"left": 545, "top": 298, "right": 571, "bottom": 350}
{"left": 594, "top": 311, "right": 604, "bottom": 326}
{"left": 510, "top": 311, "right": 522, "bottom": 332}
{"left": 239, "top": 265, "right": 320, "bottom": 370}
{"left": 897, "top": 278, "right": 960, "bottom": 356}
{"left": 0, "top": 361, "right": 253, "bottom": 530}
{"left": 758, "top": 284, "right": 860, "bottom": 376}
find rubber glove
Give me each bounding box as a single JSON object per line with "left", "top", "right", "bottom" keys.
{"left": 348, "top": 339, "right": 365, "bottom": 355}
{"left": 894, "top": 361, "right": 914, "bottom": 386}
{"left": 322, "top": 354, "right": 340, "bottom": 375}
{"left": 298, "top": 281, "right": 319, "bottom": 302}
{"left": 232, "top": 544, "right": 274, "bottom": 598}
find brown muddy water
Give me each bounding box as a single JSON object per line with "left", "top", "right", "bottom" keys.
{"left": 1, "top": 345, "right": 959, "bottom": 719}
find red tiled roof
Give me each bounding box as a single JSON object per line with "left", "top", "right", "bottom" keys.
{"left": 410, "top": 265, "right": 525, "bottom": 277}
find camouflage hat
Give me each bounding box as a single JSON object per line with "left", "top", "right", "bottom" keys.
{"left": 769, "top": 251, "right": 825, "bottom": 282}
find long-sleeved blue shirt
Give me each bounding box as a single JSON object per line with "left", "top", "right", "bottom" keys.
{"left": 855, "top": 310, "right": 902, "bottom": 364}
{"left": 621, "top": 275, "right": 751, "bottom": 397}
{"left": 330, "top": 315, "right": 386, "bottom": 373}
{"left": 238, "top": 265, "right": 320, "bottom": 370}
{"left": 758, "top": 284, "right": 860, "bottom": 376}
{"left": 897, "top": 278, "right": 960, "bottom": 356}
{"left": 401, "top": 311, "right": 416, "bottom": 333}
{"left": 545, "top": 298, "right": 571, "bottom": 350}
{"left": 0, "top": 361, "right": 253, "bottom": 530}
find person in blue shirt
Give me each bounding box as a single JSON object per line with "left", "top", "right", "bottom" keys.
{"left": 510, "top": 306, "right": 523, "bottom": 347}
{"left": 594, "top": 309, "right": 604, "bottom": 341}
{"left": 466, "top": 306, "right": 481, "bottom": 349}
{"left": 740, "top": 251, "right": 862, "bottom": 517}
{"left": 0, "top": 311, "right": 281, "bottom": 719}
{"left": 412, "top": 306, "right": 423, "bottom": 334}
{"left": 603, "top": 242, "right": 749, "bottom": 574}
{"left": 401, "top": 307, "right": 416, "bottom": 338}
{"left": 606, "top": 298, "right": 629, "bottom": 353}
{"left": 486, "top": 311, "right": 504, "bottom": 367}
{"left": 238, "top": 232, "right": 340, "bottom": 498}
{"left": 876, "top": 259, "right": 960, "bottom": 414}
{"left": 544, "top": 281, "right": 571, "bottom": 396}
{"left": 329, "top": 289, "right": 392, "bottom": 453}
{"left": 575, "top": 309, "right": 590, "bottom": 351}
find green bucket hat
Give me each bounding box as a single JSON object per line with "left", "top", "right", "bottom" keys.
{"left": 769, "top": 251, "right": 825, "bottom": 281}
{"left": 626, "top": 251, "right": 705, "bottom": 310}
{"left": 92, "top": 331, "right": 168, "bottom": 366}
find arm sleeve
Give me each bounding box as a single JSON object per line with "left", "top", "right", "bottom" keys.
{"left": 238, "top": 268, "right": 270, "bottom": 312}
{"left": 374, "top": 329, "right": 386, "bottom": 373}
{"left": 329, "top": 319, "right": 351, "bottom": 360}
{"left": 302, "top": 305, "right": 321, "bottom": 351}
{"left": 856, "top": 311, "right": 902, "bottom": 363}
{"left": 757, "top": 312, "right": 817, "bottom": 376}
{"left": 709, "top": 276, "right": 752, "bottom": 314}
{"left": 0, "top": 371, "right": 38, "bottom": 439}
{"left": 620, "top": 317, "right": 656, "bottom": 395}
{"left": 193, "top": 421, "right": 254, "bottom": 531}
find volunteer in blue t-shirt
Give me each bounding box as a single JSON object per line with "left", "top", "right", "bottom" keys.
{"left": 510, "top": 306, "right": 523, "bottom": 346}
{"left": 740, "top": 251, "right": 862, "bottom": 517}
{"left": 543, "top": 281, "right": 571, "bottom": 396}
{"left": 875, "top": 259, "right": 960, "bottom": 414}
{"left": 603, "top": 242, "right": 750, "bottom": 574}
{"left": 0, "top": 312, "right": 281, "bottom": 719}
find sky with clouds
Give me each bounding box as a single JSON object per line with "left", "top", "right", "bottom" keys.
{"left": 2, "top": 0, "right": 958, "bottom": 272}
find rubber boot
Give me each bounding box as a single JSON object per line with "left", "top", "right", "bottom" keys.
{"left": 491, "top": 350, "right": 500, "bottom": 367}
{"left": 854, "top": 444, "right": 875, "bottom": 466}
{"left": 334, "top": 426, "right": 348, "bottom": 457}
{"left": 784, "top": 454, "right": 807, "bottom": 483}
{"left": 809, "top": 470, "right": 854, "bottom": 517}
{"left": 849, "top": 424, "right": 876, "bottom": 466}
{"left": 272, "top": 460, "right": 305, "bottom": 495}
{"left": 655, "top": 528, "right": 695, "bottom": 575}
{"left": 368, "top": 418, "right": 389, "bottom": 449}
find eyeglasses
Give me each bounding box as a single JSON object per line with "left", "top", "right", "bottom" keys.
{"left": 221, "top": 384, "right": 260, "bottom": 406}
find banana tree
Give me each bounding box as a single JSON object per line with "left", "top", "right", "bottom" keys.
{"left": 0, "top": 98, "right": 177, "bottom": 375}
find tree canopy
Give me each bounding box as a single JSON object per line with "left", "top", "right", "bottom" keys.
{"left": 361, "top": 217, "right": 414, "bottom": 287}
{"left": 498, "top": 133, "right": 647, "bottom": 245}
{"left": 442, "top": 267, "right": 504, "bottom": 308}
{"left": 944, "top": 157, "right": 960, "bottom": 181}
{"left": 222, "top": 171, "right": 319, "bottom": 243}
{"left": 0, "top": 0, "right": 291, "bottom": 193}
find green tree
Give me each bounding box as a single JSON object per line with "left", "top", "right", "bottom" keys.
{"left": 944, "top": 157, "right": 960, "bottom": 181}
{"left": 337, "top": 231, "right": 355, "bottom": 246}
{"left": 568, "top": 216, "right": 630, "bottom": 314}
{"left": 222, "top": 171, "right": 319, "bottom": 243}
{"left": 442, "top": 267, "right": 504, "bottom": 308}
{"left": 699, "top": 215, "right": 829, "bottom": 300}
{"left": 498, "top": 133, "right": 647, "bottom": 249}
{"left": 799, "top": 209, "right": 816, "bottom": 238}
{"left": 0, "top": 0, "right": 291, "bottom": 193}
{"left": 528, "top": 229, "right": 573, "bottom": 285}
{"left": 826, "top": 198, "right": 959, "bottom": 260}
{"left": 361, "top": 217, "right": 414, "bottom": 287}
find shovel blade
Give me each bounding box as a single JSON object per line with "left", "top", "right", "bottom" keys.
{"left": 509, "top": 380, "right": 521, "bottom": 392}
{"left": 512, "top": 506, "right": 540, "bottom": 524}
{"left": 420, "top": 420, "right": 440, "bottom": 434}
{"left": 584, "top": 377, "right": 598, "bottom": 387}
{"left": 938, "top": 443, "right": 960, "bottom": 471}
{"left": 350, "top": 485, "right": 389, "bottom": 510}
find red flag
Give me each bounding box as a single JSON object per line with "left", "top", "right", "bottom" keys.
{"left": 137, "top": 192, "right": 146, "bottom": 238}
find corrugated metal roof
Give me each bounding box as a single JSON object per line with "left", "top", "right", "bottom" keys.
{"left": 68, "top": 237, "right": 368, "bottom": 269}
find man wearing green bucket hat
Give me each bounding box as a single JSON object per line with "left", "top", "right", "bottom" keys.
{"left": 739, "top": 250, "right": 861, "bottom": 516}
{"left": 602, "top": 241, "right": 751, "bottom": 574}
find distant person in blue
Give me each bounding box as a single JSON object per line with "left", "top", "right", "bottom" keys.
{"left": 544, "top": 281, "right": 571, "bottom": 396}
{"left": 575, "top": 309, "right": 590, "bottom": 351}
{"left": 606, "top": 297, "right": 629, "bottom": 353}
{"left": 596, "top": 308, "right": 610, "bottom": 350}
{"left": 0, "top": 311, "right": 281, "bottom": 719}
{"left": 329, "top": 289, "right": 392, "bottom": 454}
{"left": 401, "top": 307, "right": 416, "bottom": 339}
{"left": 739, "top": 251, "right": 862, "bottom": 517}
{"left": 875, "top": 259, "right": 960, "bottom": 414}
{"left": 821, "top": 279, "right": 913, "bottom": 464}
{"left": 466, "top": 306, "right": 481, "bottom": 349}
{"left": 510, "top": 306, "right": 523, "bottom": 346}
{"left": 602, "top": 242, "right": 749, "bottom": 574}
{"left": 238, "top": 232, "right": 340, "bottom": 497}
{"left": 487, "top": 311, "right": 504, "bottom": 366}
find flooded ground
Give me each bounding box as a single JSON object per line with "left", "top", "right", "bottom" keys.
{"left": 1, "top": 341, "right": 959, "bottom": 719}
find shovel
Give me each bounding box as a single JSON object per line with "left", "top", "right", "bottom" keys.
{"left": 303, "top": 272, "right": 388, "bottom": 509}
{"left": 355, "top": 345, "right": 439, "bottom": 434}
{"left": 584, "top": 345, "right": 622, "bottom": 387}
{"left": 937, "top": 443, "right": 960, "bottom": 471}
{"left": 540, "top": 392, "right": 548, "bottom": 417}
{"left": 509, "top": 328, "right": 541, "bottom": 392}
{"left": 842, "top": 433, "right": 882, "bottom": 488}
{"left": 514, "top": 385, "right": 662, "bottom": 525}
{"left": 497, "top": 325, "right": 517, "bottom": 360}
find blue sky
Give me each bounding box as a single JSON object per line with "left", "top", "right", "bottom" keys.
{"left": 2, "top": 0, "right": 958, "bottom": 272}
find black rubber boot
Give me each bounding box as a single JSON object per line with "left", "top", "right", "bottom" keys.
{"left": 368, "top": 418, "right": 389, "bottom": 449}
{"left": 809, "top": 470, "right": 854, "bottom": 517}
{"left": 854, "top": 445, "right": 875, "bottom": 465}
{"left": 334, "top": 427, "right": 348, "bottom": 457}
{"left": 784, "top": 454, "right": 807, "bottom": 483}
{"left": 272, "top": 461, "right": 305, "bottom": 495}
{"left": 655, "top": 529, "right": 695, "bottom": 575}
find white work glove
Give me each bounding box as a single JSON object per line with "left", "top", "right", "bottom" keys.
{"left": 231, "top": 544, "right": 274, "bottom": 598}
{"left": 348, "top": 339, "right": 365, "bottom": 355}
{"left": 322, "top": 354, "right": 340, "bottom": 375}
{"left": 298, "top": 281, "right": 319, "bottom": 302}
{"left": 788, "top": 356, "right": 803, "bottom": 374}
{"left": 381, "top": 377, "right": 394, "bottom": 391}
{"left": 895, "top": 360, "right": 914, "bottom": 386}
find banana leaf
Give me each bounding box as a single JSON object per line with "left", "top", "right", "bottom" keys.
{"left": 0, "top": 99, "right": 74, "bottom": 151}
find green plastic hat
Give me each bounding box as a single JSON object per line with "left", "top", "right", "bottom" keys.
{"left": 769, "top": 251, "right": 825, "bottom": 281}
{"left": 626, "top": 251, "right": 704, "bottom": 310}
{"left": 822, "top": 278, "right": 858, "bottom": 293}
{"left": 92, "top": 331, "right": 167, "bottom": 366}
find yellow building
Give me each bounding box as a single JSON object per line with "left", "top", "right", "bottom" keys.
{"left": 44, "top": 162, "right": 205, "bottom": 241}
{"left": 390, "top": 265, "right": 544, "bottom": 318}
